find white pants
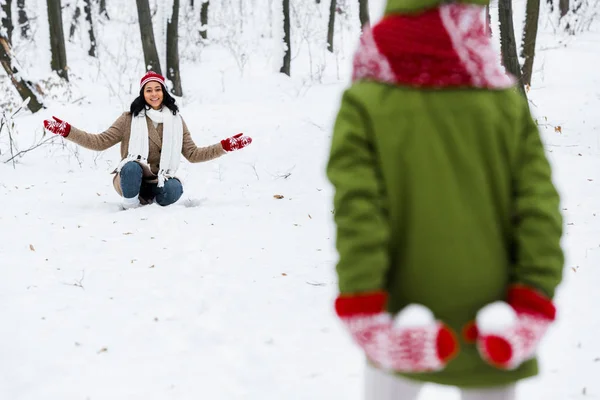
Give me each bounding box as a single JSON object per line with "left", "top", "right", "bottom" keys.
{"left": 365, "top": 365, "right": 517, "bottom": 400}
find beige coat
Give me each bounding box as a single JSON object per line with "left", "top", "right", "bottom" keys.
{"left": 66, "top": 112, "right": 226, "bottom": 195}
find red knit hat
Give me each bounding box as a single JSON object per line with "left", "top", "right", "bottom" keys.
{"left": 140, "top": 71, "right": 165, "bottom": 89}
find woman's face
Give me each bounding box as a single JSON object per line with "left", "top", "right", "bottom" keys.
{"left": 143, "top": 82, "right": 164, "bottom": 110}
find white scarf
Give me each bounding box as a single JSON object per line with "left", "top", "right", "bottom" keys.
{"left": 117, "top": 107, "right": 183, "bottom": 187}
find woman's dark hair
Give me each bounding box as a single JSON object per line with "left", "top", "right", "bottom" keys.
{"left": 130, "top": 83, "right": 179, "bottom": 116}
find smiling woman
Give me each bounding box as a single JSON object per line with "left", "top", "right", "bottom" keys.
{"left": 42, "top": 71, "right": 253, "bottom": 210}
{"left": 143, "top": 81, "right": 164, "bottom": 110}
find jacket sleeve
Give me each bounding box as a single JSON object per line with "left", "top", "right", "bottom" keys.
{"left": 511, "top": 102, "right": 564, "bottom": 298}
{"left": 180, "top": 118, "right": 226, "bottom": 163}
{"left": 66, "top": 112, "right": 127, "bottom": 151}
{"left": 326, "top": 90, "right": 391, "bottom": 295}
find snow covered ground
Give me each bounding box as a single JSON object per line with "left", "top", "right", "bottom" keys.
{"left": 1, "top": 1, "right": 599, "bottom": 399}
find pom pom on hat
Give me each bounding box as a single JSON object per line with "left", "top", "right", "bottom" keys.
{"left": 140, "top": 71, "right": 165, "bottom": 89}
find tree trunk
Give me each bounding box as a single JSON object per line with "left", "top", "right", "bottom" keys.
{"left": 200, "top": 0, "right": 208, "bottom": 39}
{"left": 47, "top": 0, "right": 69, "bottom": 81}
{"left": 98, "top": 0, "right": 108, "bottom": 19}
{"left": 485, "top": 5, "right": 492, "bottom": 36}
{"left": 136, "top": 0, "right": 161, "bottom": 74}
{"left": 166, "top": 0, "right": 182, "bottom": 96}
{"left": 280, "top": 0, "right": 290, "bottom": 76}
{"left": 1, "top": 0, "right": 13, "bottom": 45}
{"left": 521, "top": 0, "right": 540, "bottom": 86}
{"left": 358, "top": 0, "right": 369, "bottom": 31}
{"left": 498, "top": 0, "right": 525, "bottom": 97}
{"left": 0, "top": 35, "right": 43, "bottom": 113}
{"left": 83, "top": 0, "right": 96, "bottom": 56}
{"left": 17, "top": 0, "right": 29, "bottom": 39}
{"left": 327, "top": 0, "right": 336, "bottom": 52}
{"left": 69, "top": 4, "right": 81, "bottom": 41}
{"left": 559, "top": 0, "right": 569, "bottom": 17}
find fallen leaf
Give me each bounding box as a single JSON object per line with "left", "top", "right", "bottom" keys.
{"left": 587, "top": 179, "right": 593, "bottom": 181}
{"left": 96, "top": 193, "right": 101, "bottom": 196}
{"left": 308, "top": 214, "right": 312, "bottom": 219}
{"left": 571, "top": 267, "right": 577, "bottom": 272}
{"left": 554, "top": 126, "right": 562, "bottom": 134}
{"left": 273, "top": 194, "right": 284, "bottom": 199}
{"left": 149, "top": 265, "right": 155, "bottom": 269}
{"left": 282, "top": 273, "right": 287, "bottom": 276}
{"left": 29, "top": 244, "right": 35, "bottom": 251}
{"left": 97, "top": 347, "right": 108, "bottom": 354}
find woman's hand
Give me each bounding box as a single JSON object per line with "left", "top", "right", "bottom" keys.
{"left": 43, "top": 116, "right": 71, "bottom": 137}
{"left": 221, "top": 133, "right": 252, "bottom": 152}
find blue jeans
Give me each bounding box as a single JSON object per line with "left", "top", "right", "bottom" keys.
{"left": 119, "top": 161, "right": 183, "bottom": 206}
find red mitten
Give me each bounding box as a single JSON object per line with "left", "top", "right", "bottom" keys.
{"left": 335, "top": 291, "right": 459, "bottom": 372}
{"left": 43, "top": 116, "right": 71, "bottom": 137}
{"left": 475, "top": 285, "right": 556, "bottom": 370}
{"left": 221, "top": 133, "right": 252, "bottom": 152}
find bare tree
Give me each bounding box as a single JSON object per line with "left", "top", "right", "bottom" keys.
{"left": 83, "top": 0, "right": 96, "bottom": 56}
{"left": 521, "top": 0, "right": 540, "bottom": 86}
{"left": 358, "top": 0, "right": 369, "bottom": 31}
{"left": 0, "top": 35, "right": 43, "bottom": 112}
{"left": 47, "top": 0, "right": 69, "bottom": 80}
{"left": 559, "top": 0, "right": 569, "bottom": 17}
{"left": 166, "top": 0, "right": 182, "bottom": 95}
{"left": 98, "top": 0, "right": 108, "bottom": 19}
{"left": 485, "top": 5, "right": 492, "bottom": 36}
{"left": 498, "top": 0, "right": 525, "bottom": 97}
{"left": 327, "top": 0, "right": 336, "bottom": 52}
{"left": 280, "top": 0, "right": 290, "bottom": 76}
{"left": 69, "top": 3, "right": 81, "bottom": 41}
{"left": 17, "top": 0, "right": 29, "bottom": 39}
{"left": 1, "top": 0, "right": 13, "bottom": 44}
{"left": 200, "top": 0, "right": 208, "bottom": 39}
{"left": 136, "top": 0, "right": 162, "bottom": 74}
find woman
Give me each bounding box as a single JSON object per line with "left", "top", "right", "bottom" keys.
{"left": 327, "top": 1, "right": 564, "bottom": 399}
{"left": 43, "top": 71, "right": 252, "bottom": 209}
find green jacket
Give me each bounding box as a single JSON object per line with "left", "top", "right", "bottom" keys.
{"left": 326, "top": 83, "right": 564, "bottom": 387}
{"left": 384, "top": 0, "right": 489, "bottom": 14}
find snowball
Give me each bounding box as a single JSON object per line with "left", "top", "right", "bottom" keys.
{"left": 393, "top": 304, "right": 435, "bottom": 328}
{"left": 476, "top": 301, "right": 518, "bottom": 334}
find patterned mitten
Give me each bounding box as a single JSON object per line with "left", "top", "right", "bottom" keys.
{"left": 43, "top": 116, "right": 71, "bottom": 137}
{"left": 475, "top": 285, "right": 556, "bottom": 370}
{"left": 335, "top": 291, "right": 459, "bottom": 372}
{"left": 221, "top": 133, "right": 252, "bottom": 152}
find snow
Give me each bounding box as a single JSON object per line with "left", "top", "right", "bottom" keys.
{"left": 476, "top": 302, "right": 518, "bottom": 335}
{"left": 394, "top": 304, "right": 436, "bottom": 328}
{"left": 1, "top": 0, "right": 600, "bottom": 399}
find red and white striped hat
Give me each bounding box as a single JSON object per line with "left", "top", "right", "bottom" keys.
{"left": 140, "top": 71, "right": 165, "bottom": 89}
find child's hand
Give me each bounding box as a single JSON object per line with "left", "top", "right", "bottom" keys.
{"left": 472, "top": 286, "right": 556, "bottom": 370}
{"left": 336, "top": 291, "right": 459, "bottom": 372}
